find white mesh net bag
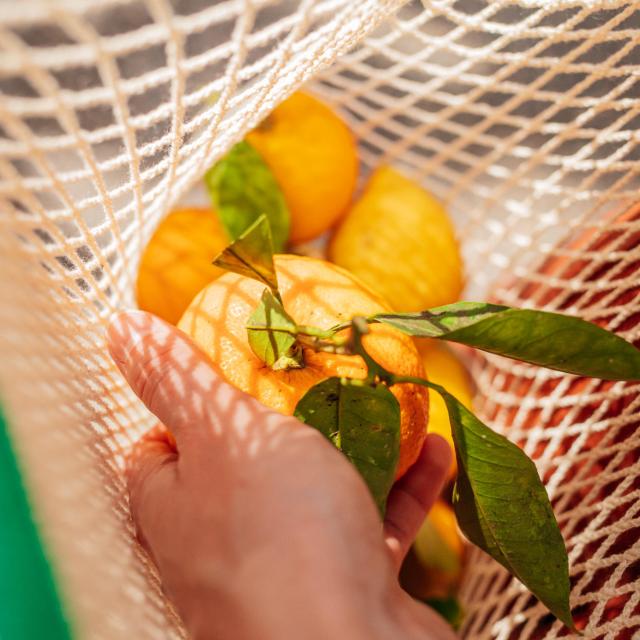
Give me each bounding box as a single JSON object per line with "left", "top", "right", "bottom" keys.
{"left": 1, "top": 1, "right": 639, "bottom": 638}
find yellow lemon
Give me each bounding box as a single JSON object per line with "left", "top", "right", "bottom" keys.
{"left": 400, "top": 499, "right": 464, "bottom": 600}
{"left": 418, "top": 339, "right": 473, "bottom": 478}
{"left": 246, "top": 91, "right": 358, "bottom": 243}
{"left": 136, "top": 207, "right": 228, "bottom": 324}
{"left": 329, "top": 166, "right": 463, "bottom": 312}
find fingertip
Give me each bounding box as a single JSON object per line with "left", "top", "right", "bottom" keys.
{"left": 106, "top": 310, "right": 172, "bottom": 373}
{"left": 106, "top": 310, "right": 201, "bottom": 438}
{"left": 106, "top": 310, "right": 130, "bottom": 368}
{"left": 107, "top": 309, "right": 149, "bottom": 343}
{"left": 422, "top": 433, "right": 453, "bottom": 479}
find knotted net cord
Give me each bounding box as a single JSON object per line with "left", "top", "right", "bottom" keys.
{"left": 1, "top": 1, "right": 638, "bottom": 637}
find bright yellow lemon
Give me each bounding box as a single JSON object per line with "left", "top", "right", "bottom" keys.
{"left": 329, "top": 166, "right": 463, "bottom": 312}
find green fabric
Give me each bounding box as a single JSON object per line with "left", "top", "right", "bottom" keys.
{"left": 0, "top": 402, "right": 72, "bottom": 639}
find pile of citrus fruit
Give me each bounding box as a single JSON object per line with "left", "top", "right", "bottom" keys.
{"left": 136, "top": 90, "right": 471, "bottom": 622}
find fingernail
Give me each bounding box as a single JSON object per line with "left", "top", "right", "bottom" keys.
{"left": 106, "top": 309, "right": 150, "bottom": 371}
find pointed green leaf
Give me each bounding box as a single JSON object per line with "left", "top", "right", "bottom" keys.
{"left": 294, "top": 378, "right": 401, "bottom": 514}
{"left": 205, "top": 140, "right": 289, "bottom": 251}
{"left": 374, "top": 302, "right": 505, "bottom": 336}
{"left": 212, "top": 214, "right": 278, "bottom": 290}
{"left": 294, "top": 378, "right": 343, "bottom": 444}
{"left": 247, "top": 289, "right": 302, "bottom": 369}
{"left": 374, "top": 302, "right": 640, "bottom": 380}
{"left": 439, "top": 390, "right": 573, "bottom": 628}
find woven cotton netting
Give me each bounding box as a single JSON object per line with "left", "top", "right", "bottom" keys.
{"left": 1, "top": 1, "right": 639, "bottom": 638}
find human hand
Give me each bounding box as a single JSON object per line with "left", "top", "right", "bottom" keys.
{"left": 107, "top": 310, "right": 456, "bottom": 640}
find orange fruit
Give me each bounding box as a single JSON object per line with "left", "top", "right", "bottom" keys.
{"left": 401, "top": 499, "right": 464, "bottom": 600}
{"left": 179, "top": 254, "right": 428, "bottom": 478}
{"left": 246, "top": 92, "right": 358, "bottom": 243}
{"left": 136, "top": 207, "right": 228, "bottom": 325}
{"left": 329, "top": 166, "right": 464, "bottom": 312}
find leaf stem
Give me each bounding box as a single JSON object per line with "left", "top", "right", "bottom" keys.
{"left": 297, "top": 325, "right": 342, "bottom": 340}
{"left": 297, "top": 334, "right": 350, "bottom": 354}
{"left": 390, "top": 374, "right": 444, "bottom": 394}
{"left": 245, "top": 322, "right": 349, "bottom": 344}
{"left": 348, "top": 318, "right": 395, "bottom": 385}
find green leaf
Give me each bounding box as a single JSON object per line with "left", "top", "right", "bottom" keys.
{"left": 374, "top": 302, "right": 640, "bottom": 380}
{"left": 440, "top": 390, "right": 573, "bottom": 629}
{"left": 247, "top": 289, "right": 302, "bottom": 370}
{"left": 294, "top": 378, "right": 401, "bottom": 514}
{"left": 373, "top": 302, "right": 505, "bottom": 336}
{"left": 212, "top": 214, "right": 278, "bottom": 291}
{"left": 205, "top": 140, "right": 290, "bottom": 251}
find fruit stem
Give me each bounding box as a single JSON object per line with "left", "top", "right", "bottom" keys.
{"left": 330, "top": 314, "right": 381, "bottom": 335}
{"left": 296, "top": 319, "right": 449, "bottom": 395}
{"left": 349, "top": 317, "right": 394, "bottom": 385}
{"left": 297, "top": 334, "right": 350, "bottom": 354}
{"left": 297, "top": 325, "right": 343, "bottom": 340}
{"left": 330, "top": 320, "right": 356, "bottom": 334}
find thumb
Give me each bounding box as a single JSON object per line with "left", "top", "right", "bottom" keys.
{"left": 107, "top": 309, "right": 253, "bottom": 451}
{"left": 383, "top": 433, "right": 452, "bottom": 570}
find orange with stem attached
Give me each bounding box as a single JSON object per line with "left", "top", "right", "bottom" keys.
{"left": 179, "top": 254, "right": 429, "bottom": 478}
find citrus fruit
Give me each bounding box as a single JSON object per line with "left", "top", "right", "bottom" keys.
{"left": 246, "top": 92, "right": 358, "bottom": 243}
{"left": 418, "top": 339, "right": 473, "bottom": 478}
{"left": 136, "top": 207, "right": 228, "bottom": 325}
{"left": 178, "top": 254, "right": 428, "bottom": 478}
{"left": 329, "top": 166, "right": 464, "bottom": 312}
{"left": 400, "top": 499, "right": 464, "bottom": 600}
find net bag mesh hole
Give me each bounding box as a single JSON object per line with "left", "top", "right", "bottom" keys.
{"left": 0, "top": 1, "right": 639, "bottom": 638}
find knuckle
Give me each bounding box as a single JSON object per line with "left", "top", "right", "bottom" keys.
{"left": 127, "top": 448, "right": 174, "bottom": 523}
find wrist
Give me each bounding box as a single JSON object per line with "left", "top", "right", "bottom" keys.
{"left": 186, "top": 587, "right": 401, "bottom": 640}
{"left": 183, "top": 546, "right": 405, "bottom": 640}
